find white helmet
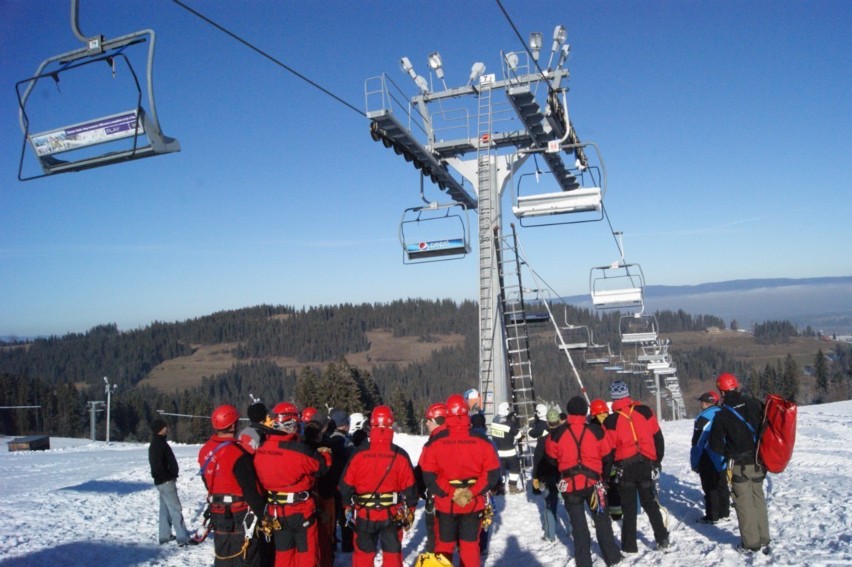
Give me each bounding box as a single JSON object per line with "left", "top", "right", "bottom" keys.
{"left": 349, "top": 412, "right": 365, "bottom": 431}
{"left": 535, "top": 403, "right": 547, "bottom": 420}
{"left": 496, "top": 402, "right": 511, "bottom": 417}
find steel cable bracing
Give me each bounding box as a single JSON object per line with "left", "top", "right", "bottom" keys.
{"left": 170, "top": 0, "right": 364, "bottom": 118}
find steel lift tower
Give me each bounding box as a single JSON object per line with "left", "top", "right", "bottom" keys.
{"left": 365, "top": 26, "right": 598, "bottom": 422}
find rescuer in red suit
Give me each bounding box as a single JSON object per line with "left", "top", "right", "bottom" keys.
{"left": 198, "top": 404, "right": 270, "bottom": 566}
{"left": 254, "top": 402, "right": 331, "bottom": 567}
{"left": 338, "top": 405, "right": 418, "bottom": 567}
{"left": 418, "top": 394, "right": 501, "bottom": 567}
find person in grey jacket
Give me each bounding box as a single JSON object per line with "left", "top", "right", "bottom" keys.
{"left": 148, "top": 418, "right": 194, "bottom": 546}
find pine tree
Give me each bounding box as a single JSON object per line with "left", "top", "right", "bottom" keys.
{"left": 354, "top": 370, "right": 383, "bottom": 410}
{"left": 323, "top": 359, "right": 363, "bottom": 413}
{"left": 294, "top": 367, "right": 324, "bottom": 409}
{"left": 386, "top": 384, "right": 412, "bottom": 433}
{"left": 781, "top": 354, "right": 800, "bottom": 401}
{"left": 814, "top": 349, "right": 829, "bottom": 399}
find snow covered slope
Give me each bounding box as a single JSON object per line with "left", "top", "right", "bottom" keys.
{"left": 1, "top": 401, "right": 850, "bottom": 566}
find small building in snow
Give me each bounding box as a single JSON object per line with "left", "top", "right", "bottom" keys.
{"left": 7, "top": 434, "right": 50, "bottom": 452}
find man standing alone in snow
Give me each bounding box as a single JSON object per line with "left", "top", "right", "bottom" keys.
{"left": 148, "top": 418, "right": 194, "bottom": 547}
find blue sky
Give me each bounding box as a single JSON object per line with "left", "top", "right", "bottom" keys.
{"left": 1, "top": 0, "right": 850, "bottom": 337}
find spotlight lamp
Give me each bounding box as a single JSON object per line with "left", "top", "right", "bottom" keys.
{"left": 400, "top": 56, "right": 417, "bottom": 80}
{"left": 529, "top": 32, "right": 543, "bottom": 61}
{"left": 505, "top": 51, "right": 519, "bottom": 72}
{"left": 552, "top": 25, "right": 567, "bottom": 53}
{"left": 428, "top": 52, "right": 444, "bottom": 80}
{"left": 468, "top": 62, "right": 486, "bottom": 85}
{"left": 557, "top": 43, "right": 571, "bottom": 67}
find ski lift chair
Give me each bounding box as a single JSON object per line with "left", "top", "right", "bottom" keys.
{"left": 512, "top": 142, "right": 607, "bottom": 227}
{"left": 17, "top": 25, "right": 179, "bottom": 181}
{"left": 584, "top": 343, "right": 611, "bottom": 365}
{"left": 590, "top": 261, "right": 646, "bottom": 311}
{"left": 637, "top": 341, "right": 669, "bottom": 363}
{"left": 653, "top": 363, "right": 677, "bottom": 376}
{"left": 620, "top": 312, "right": 659, "bottom": 345}
{"left": 399, "top": 201, "right": 470, "bottom": 263}
{"left": 517, "top": 297, "right": 550, "bottom": 326}
{"left": 557, "top": 324, "right": 590, "bottom": 350}
{"left": 603, "top": 354, "right": 625, "bottom": 372}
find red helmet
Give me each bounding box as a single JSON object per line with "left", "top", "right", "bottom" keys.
{"left": 272, "top": 402, "right": 300, "bottom": 421}
{"left": 370, "top": 405, "right": 394, "bottom": 428}
{"left": 211, "top": 404, "right": 240, "bottom": 430}
{"left": 301, "top": 406, "right": 318, "bottom": 423}
{"left": 446, "top": 394, "right": 469, "bottom": 416}
{"left": 590, "top": 399, "right": 609, "bottom": 416}
{"left": 425, "top": 402, "right": 447, "bottom": 420}
{"left": 716, "top": 372, "right": 740, "bottom": 392}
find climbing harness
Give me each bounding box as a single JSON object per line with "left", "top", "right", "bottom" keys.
{"left": 214, "top": 511, "right": 258, "bottom": 561}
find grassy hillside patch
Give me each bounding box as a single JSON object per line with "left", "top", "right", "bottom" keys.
{"left": 140, "top": 331, "right": 466, "bottom": 392}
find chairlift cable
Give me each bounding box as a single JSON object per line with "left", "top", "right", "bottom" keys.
{"left": 601, "top": 203, "right": 626, "bottom": 260}
{"left": 494, "top": 0, "right": 558, "bottom": 98}
{"left": 170, "top": 0, "right": 364, "bottom": 118}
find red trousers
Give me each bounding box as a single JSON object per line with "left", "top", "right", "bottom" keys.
{"left": 434, "top": 511, "right": 482, "bottom": 567}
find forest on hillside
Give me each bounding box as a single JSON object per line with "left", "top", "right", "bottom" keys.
{"left": 1, "top": 300, "right": 850, "bottom": 442}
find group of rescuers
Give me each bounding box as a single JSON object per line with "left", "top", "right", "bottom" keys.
{"left": 182, "top": 371, "right": 768, "bottom": 567}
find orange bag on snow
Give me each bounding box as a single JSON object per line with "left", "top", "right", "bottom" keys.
{"left": 758, "top": 394, "right": 797, "bottom": 474}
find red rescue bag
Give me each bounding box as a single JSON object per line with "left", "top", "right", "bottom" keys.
{"left": 758, "top": 394, "right": 797, "bottom": 473}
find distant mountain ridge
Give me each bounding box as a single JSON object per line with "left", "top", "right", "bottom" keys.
{"left": 4, "top": 276, "right": 851, "bottom": 343}
{"left": 645, "top": 276, "right": 852, "bottom": 296}
{"left": 565, "top": 276, "right": 852, "bottom": 334}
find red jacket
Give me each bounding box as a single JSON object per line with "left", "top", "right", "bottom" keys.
{"left": 198, "top": 434, "right": 266, "bottom": 515}
{"left": 418, "top": 415, "right": 501, "bottom": 514}
{"left": 254, "top": 430, "right": 330, "bottom": 516}
{"left": 338, "top": 427, "right": 418, "bottom": 520}
{"left": 544, "top": 416, "right": 612, "bottom": 492}
{"left": 603, "top": 398, "right": 665, "bottom": 463}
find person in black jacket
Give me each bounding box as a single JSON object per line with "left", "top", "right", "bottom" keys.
{"left": 531, "top": 407, "right": 564, "bottom": 543}
{"left": 148, "top": 418, "right": 193, "bottom": 546}
{"left": 709, "top": 373, "right": 771, "bottom": 555}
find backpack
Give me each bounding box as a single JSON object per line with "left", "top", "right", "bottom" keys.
{"left": 758, "top": 394, "right": 797, "bottom": 474}
{"left": 726, "top": 394, "right": 797, "bottom": 474}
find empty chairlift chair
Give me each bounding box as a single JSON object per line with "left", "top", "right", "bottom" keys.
{"left": 556, "top": 324, "right": 591, "bottom": 351}
{"left": 589, "top": 261, "right": 646, "bottom": 311}
{"left": 511, "top": 141, "right": 607, "bottom": 228}
{"left": 399, "top": 201, "right": 471, "bottom": 263}
{"left": 16, "top": 11, "right": 179, "bottom": 181}
{"left": 620, "top": 312, "right": 659, "bottom": 345}
{"left": 584, "top": 341, "right": 612, "bottom": 365}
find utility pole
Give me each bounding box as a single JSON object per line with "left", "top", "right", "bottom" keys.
{"left": 103, "top": 376, "right": 117, "bottom": 444}
{"left": 87, "top": 400, "right": 104, "bottom": 441}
